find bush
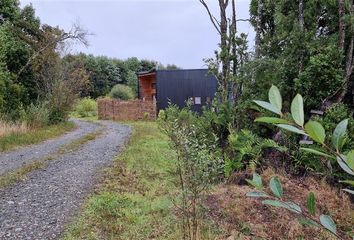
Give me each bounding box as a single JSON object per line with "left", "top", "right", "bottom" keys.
{"left": 158, "top": 105, "right": 223, "bottom": 238}
{"left": 109, "top": 84, "right": 135, "bottom": 100}
{"left": 225, "top": 129, "right": 286, "bottom": 176}
{"left": 75, "top": 98, "right": 97, "bottom": 117}
{"left": 25, "top": 102, "right": 50, "bottom": 128}
{"left": 48, "top": 108, "right": 68, "bottom": 124}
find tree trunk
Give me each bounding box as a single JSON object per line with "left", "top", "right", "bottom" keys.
{"left": 298, "top": 0, "right": 305, "bottom": 72}
{"left": 231, "top": 0, "right": 238, "bottom": 101}
{"left": 336, "top": 2, "right": 354, "bottom": 103}
{"left": 299, "top": 0, "right": 304, "bottom": 30}
{"left": 338, "top": 0, "right": 346, "bottom": 51}
{"left": 255, "top": 0, "right": 263, "bottom": 58}
{"left": 219, "top": 0, "right": 230, "bottom": 102}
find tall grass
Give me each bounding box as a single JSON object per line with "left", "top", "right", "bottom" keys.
{"left": 0, "top": 121, "right": 29, "bottom": 138}
{"left": 0, "top": 121, "right": 76, "bottom": 152}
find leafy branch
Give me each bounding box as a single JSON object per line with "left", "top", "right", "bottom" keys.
{"left": 246, "top": 173, "right": 344, "bottom": 239}
{"left": 253, "top": 85, "right": 354, "bottom": 195}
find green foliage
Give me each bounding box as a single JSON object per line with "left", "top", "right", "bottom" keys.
{"left": 246, "top": 175, "right": 340, "bottom": 238}
{"left": 109, "top": 84, "right": 135, "bottom": 100}
{"left": 254, "top": 86, "right": 354, "bottom": 194}
{"left": 24, "top": 102, "right": 49, "bottom": 128}
{"left": 225, "top": 129, "right": 286, "bottom": 176}
{"left": 74, "top": 98, "right": 97, "bottom": 117}
{"left": 295, "top": 45, "right": 344, "bottom": 110}
{"left": 158, "top": 105, "right": 223, "bottom": 238}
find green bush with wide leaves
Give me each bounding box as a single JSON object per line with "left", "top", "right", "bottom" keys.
{"left": 254, "top": 85, "right": 354, "bottom": 195}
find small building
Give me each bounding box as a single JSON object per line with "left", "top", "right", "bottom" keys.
{"left": 138, "top": 69, "right": 217, "bottom": 113}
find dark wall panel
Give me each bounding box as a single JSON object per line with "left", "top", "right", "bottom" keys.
{"left": 156, "top": 69, "right": 217, "bottom": 113}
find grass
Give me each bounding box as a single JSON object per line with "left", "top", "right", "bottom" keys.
{"left": 0, "top": 161, "right": 45, "bottom": 188}
{"left": 0, "top": 121, "right": 76, "bottom": 152}
{"left": 63, "top": 121, "right": 221, "bottom": 240}
{"left": 57, "top": 129, "right": 103, "bottom": 154}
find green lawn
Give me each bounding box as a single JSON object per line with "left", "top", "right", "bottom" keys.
{"left": 0, "top": 122, "right": 76, "bottom": 152}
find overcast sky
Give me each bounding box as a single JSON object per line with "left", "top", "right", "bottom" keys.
{"left": 20, "top": 0, "right": 254, "bottom": 69}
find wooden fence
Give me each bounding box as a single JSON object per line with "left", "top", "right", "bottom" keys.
{"left": 97, "top": 99, "right": 156, "bottom": 121}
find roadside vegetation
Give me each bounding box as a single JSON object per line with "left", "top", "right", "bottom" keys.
{"left": 0, "top": 121, "right": 75, "bottom": 152}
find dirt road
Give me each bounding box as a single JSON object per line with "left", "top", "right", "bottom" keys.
{"left": 0, "top": 119, "right": 131, "bottom": 239}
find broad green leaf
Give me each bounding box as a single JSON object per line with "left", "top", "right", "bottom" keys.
{"left": 253, "top": 100, "right": 282, "bottom": 115}
{"left": 246, "top": 191, "right": 269, "bottom": 198}
{"left": 252, "top": 173, "right": 262, "bottom": 188}
{"left": 298, "top": 218, "right": 320, "bottom": 227}
{"left": 306, "top": 192, "right": 316, "bottom": 215}
{"left": 262, "top": 200, "right": 302, "bottom": 213}
{"left": 339, "top": 180, "right": 354, "bottom": 186}
{"left": 277, "top": 124, "right": 307, "bottom": 136}
{"left": 269, "top": 177, "right": 283, "bottom": 198}
{"left": 291, "top": 94, "right": 304, "bottom": 126}
{"left": 255, "top": 117, "right": 288, "bottom": 124}
{"left": 268, "top": 85, "right": 282, "bottom": 113}
{"left": 320, "top": 215, "right": 337, "bottom": 235}
{"left": 305, "top": 121, "right": 325, "bottom": 144}
{"left": 346, "top": 150, "right": 354, "bottom": 169}
{"left": 332, "top": 119, "right": 348, "bottom": 151}
{"left": 300, "top": 148, "right": 334, "bottom": 159}
{"left": 337, "top": 155, "right": 354, "bottom": 175}
{"left": 343, "top": 189, "right": 354, "bottom": 195}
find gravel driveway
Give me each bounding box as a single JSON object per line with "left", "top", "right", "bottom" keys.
{"left": 0, "top": 119, "right": 101, "bottom": 175}
{"left": 0, "top": 120, "right": 131, "bottom": 239}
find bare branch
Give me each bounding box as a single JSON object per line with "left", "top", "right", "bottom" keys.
{"left": 16, "top": 23, "right": 90, "bottom": 78}
{"left": 236, "top": 18, "right": 250, "bottom": 22}
{"left": 199, "top": 0, "right": 222, "bottom": 35}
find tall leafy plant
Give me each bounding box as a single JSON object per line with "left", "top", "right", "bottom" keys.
{"left": 253, "top": 85, "right": 354, "bottom": 195}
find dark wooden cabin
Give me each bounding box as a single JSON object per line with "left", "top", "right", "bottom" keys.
{"left": 138, "top": 69, "right": 217, "bottom": 113}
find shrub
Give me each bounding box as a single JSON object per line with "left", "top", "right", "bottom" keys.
{"left": 75, "top": 98, "right": 97, "bottom": 117}
{"left": 158, "top": 105, "right": 223, "bottom": 239}
{"left": 109, "top": 84, "right": 135, "bottom": 100}
{"left": 48, "top": 108, "right": 68, "bottom": 124}
{"left": 25, "top": 102, "right": 50, "bottom": 128}
{"left": 254, "top": 85, "right": 354, "bottom": 195}
{"left": 225, "top": 129, "right": 286, "bottom": 176}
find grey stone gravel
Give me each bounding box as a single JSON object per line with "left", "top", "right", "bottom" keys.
{"left": 0, "top": 120, "right": 131, "bottom": 240}
{"left": 0, "top": 119, "right": 101, "bottom": 175}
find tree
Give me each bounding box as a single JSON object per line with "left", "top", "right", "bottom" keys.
{"left": 199, "top": 0, "right": 239, "bottom": 102}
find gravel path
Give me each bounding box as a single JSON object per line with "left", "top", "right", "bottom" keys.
{"left": 0, "top": 119, "right": 101, "bottom": 175}
{"left": 0, "top": 120, "right": 131, "bottom": 239}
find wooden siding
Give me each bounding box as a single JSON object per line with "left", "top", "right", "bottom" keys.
{"left": 138, "top": 73, "right": 156, "bottom": 101}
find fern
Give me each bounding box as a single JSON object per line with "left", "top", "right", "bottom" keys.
{"left": 226, "top": 129, "right": 287, "bottom": 175}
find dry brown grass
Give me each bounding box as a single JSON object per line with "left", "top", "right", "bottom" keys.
{"left": 0, "top": 120, "right": 29, "bottom": 137}
{"left": 205, "top": 168, "right": 354, "bottom": 240}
